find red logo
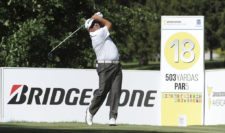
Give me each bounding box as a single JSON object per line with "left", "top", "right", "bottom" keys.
{"left": 10, "top": 84, "right": 22, "bottom": 95}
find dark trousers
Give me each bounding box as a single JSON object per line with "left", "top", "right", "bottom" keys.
{"left": 89, "top": 63, "right": 122, "bottom": 119}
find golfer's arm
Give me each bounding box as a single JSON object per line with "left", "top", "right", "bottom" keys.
{"left": 92, "top": 15, "right": 112, "bottom": 30}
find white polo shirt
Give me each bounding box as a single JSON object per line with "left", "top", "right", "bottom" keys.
{"left": 90, "top": 26, "right": 119, "bottom": 61}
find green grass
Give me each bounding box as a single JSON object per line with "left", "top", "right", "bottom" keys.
{"left": 121, "top": 60, "right": 225, "bottom": 70}
{"left": 0, "top": 122, "right": 225, "bottom": 133}
{"left": 122, "top": 61, "right": 160, "bottom": 70}
{"left": 205, "top": 60, "right": 225, "bottom": 69}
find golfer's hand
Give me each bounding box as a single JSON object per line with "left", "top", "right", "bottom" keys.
{"left": 91, "top": 15, "right": 102, "bottom": 20}
{"left": 95, "top": 12, "right": 103, "bottom": 18}
{"left": 92, "top": 14, "right": 112, "bottom": 30}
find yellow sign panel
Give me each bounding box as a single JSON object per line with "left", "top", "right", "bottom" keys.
{"left": 161, "top": 92, "right": 202, "bottom": 126}
{"left": 164, "top": 32, "right": 200, "bottom": 70}
{"left": 161, "top": 16, "right": 204, "bottom": 126}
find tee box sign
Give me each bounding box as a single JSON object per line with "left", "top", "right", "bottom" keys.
{"left": 160, "top": 16, "right": 204, "bottom": 126}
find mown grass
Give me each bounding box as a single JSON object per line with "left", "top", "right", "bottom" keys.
{"left": 0, "top": 122, "right": 225, "bottom": 133}
{"left": 121, "top": 60, "right": 225, "bottom": 70}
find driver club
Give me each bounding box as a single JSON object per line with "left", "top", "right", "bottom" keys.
{"left": 48, "top": 24, "right": 84, "bottom": 58}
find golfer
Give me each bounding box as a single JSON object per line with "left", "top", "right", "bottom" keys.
{"left": 85, "top": 12, "right": 122, "bottom": 126}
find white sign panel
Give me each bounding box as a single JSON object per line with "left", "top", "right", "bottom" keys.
{"left": 205, "top": 69, "right": 225, "bottom": 125}
{"left": 0, "top": 68, "right": 2, "bottom": 121}
{"left": 161, "top": 16, "right": 204, "bottom": 126}
{"left": 0, "top": 68, "right": 160, "bottom": 125}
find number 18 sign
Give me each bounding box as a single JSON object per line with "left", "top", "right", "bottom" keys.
{"left": 160, "top": 16, "right": 204, "bottom": 126}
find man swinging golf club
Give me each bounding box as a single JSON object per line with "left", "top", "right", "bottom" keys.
{"left": 85, "top": 12, "right": 122, "bottom": 126}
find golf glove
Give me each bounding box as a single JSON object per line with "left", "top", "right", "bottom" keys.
{"left": 95, "top": 12, "right": 103, "bottom": 18}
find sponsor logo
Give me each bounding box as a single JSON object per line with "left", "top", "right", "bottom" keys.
{"left": 208, "top": 86, "right": 225, "bottom": 109}
{"left": 8, "top": 84, "right": 157, "bottom": 107}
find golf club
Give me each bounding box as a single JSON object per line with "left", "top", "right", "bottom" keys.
{"left": 48, "top": 24, "right": 84, "bottom": 58}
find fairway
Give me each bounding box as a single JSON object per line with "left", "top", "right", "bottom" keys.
{"left": 0, "top": 122, "right": 225, "bottom": 133}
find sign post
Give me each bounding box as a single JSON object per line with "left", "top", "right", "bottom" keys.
{"left": 161, "top": 16, "right": 204, "bottom": 126}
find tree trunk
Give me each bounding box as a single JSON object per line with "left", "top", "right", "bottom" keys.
{"left": 210, "top": 49, "right": 213, "bottom": 61}
{"left": 139, "top": 54, "right": 148, "bottom": 65}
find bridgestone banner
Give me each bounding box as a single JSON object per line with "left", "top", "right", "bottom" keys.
{"left": 0, "top": 68, "right": 160, "bottom": 125}
{"left": 160, "top": 16, "right": 204, "bottom": 126}
{"left": 1, "top": 68, "right": 225, "bottom": 125}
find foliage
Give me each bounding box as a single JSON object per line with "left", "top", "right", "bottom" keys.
{"left": 0, "top": 0, "right": 225, "bottom": 68}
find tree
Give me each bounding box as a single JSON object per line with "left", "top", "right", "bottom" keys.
{"left": 0, "top": 0, "right": 96, "bottom": 67}
{"left": 1, "top": 0, "right": 225, "bottom": 68}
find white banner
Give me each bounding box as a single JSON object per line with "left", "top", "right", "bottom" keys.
{"left": 0, "top": 68, "right": 160, "bottom": 125}
{"left": 161, "top": 16, "right": 204, "bottom": 126}
{"left": 205, "top": 69, "right": 225, "bottom": 125}
{"left": 0, "top": 68, "right": 2, "bottom": 121}
{"left": 1, "top": 67, "right": 225, "bottom": 125}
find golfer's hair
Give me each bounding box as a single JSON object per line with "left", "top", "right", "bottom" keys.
{"left": 90, "top": 20, "right": 103, "bottom": 28}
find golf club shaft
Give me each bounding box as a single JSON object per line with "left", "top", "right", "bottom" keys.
{"left": 49, "top": 25, "right": 84, "bottom": 54}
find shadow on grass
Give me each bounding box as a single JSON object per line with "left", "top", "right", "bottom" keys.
{"left": 122, "top": 62, "right": 160, "bottom": 70}
{"left": 0, "top": 126, "right": 183, "bottom": 133}
{"left": 205, "top": 60, "right": 225, "bottom": 69}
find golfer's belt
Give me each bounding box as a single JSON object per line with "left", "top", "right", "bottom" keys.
{"left": 97, "top": 60, "right": 120, "bottom": 64}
